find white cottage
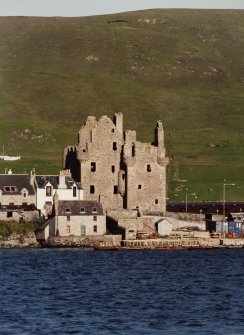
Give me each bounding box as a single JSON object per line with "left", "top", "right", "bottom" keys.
{"left": 34, "top": 169, "right": 83, "bottom": 217}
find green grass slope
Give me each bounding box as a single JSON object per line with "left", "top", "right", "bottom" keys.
{"left": 0, "top": 9, "right": 243, "bottom": 202}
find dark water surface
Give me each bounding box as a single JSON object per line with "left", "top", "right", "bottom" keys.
{"left": 1, "top": 248, "right": 244, "bottom": 335}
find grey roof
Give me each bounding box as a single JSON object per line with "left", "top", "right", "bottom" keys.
{"left": 0, "top": 174, "right": 35, "bottom": 195}
{"left": 58, "top": 200, "right": 103, "bottom": 216}
{"left": 36, "top": 175, "right": 82, "bottom": 189}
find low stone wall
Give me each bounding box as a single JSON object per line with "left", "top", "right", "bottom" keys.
{"left": 45, "top": 234, "right": 122, "bottom": 248}
{"left": 0, "top": 232, "right": 40, "bottom": 248}
{"left": 221, "top": 238, "right": 244, "bottom": 247}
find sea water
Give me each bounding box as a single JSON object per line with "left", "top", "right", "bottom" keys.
{"left": 0, "top": 248, "right": 244, "bottom": 335}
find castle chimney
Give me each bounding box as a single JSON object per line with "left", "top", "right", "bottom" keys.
{"left": 154, "top": 120, "right": 164, "bottom": 148}
{"left": 113, "top": 112, "right": 123, "bottom": 135}
{"left": 58, "top": 169, "right": 71, "bottom": 189}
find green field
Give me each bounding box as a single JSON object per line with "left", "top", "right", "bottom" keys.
{"left": 0, "top": 9, "right": 243, "bottom": 202}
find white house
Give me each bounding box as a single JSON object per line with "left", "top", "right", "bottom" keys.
{"left": 0, "top": 169, "right": 38, "bottom": 221}
{"left": 35, "top": 198, "right": 106, "bottom": 242}
{"left": 34, "top": 169, "right": 83, "bottom": 217}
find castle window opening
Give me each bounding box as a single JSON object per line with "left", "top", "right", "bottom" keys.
{"left": 111, "top": 165, "right": 115, "bottom": 173}
{"left": 114, "top": 185, "right": 118, "bottom": 194}
{"left": 90, "top": 185, "right": 95, "bottom": 194}
{"left": 91, "top": 162, "right": 96, "bottom": 172}
{"left": 7, "top": 211, "right": 13, "bottom": 218}
{"left": 112, "top": 128, "right": 115, "bottom": 133}
{"left": 93, "top": 216, "right": 97, "bottom": 221}
{"left": 138, "top": 185, "right": 142, "bottom": 189}
{"left": 23, "top": 192, "right": 27, "bottom": 198}
{"left": 155, "top": 199, "right": 158, "bottom": 204}
{"left": 80, "top": 207, "right": 85, "bottom": 213}
{"left": 92, "top": 207, "right": 97, "bottom": 213}
{"left": 73, "top": 186, "right": 77, "bottom": 197}
{"left": 67, "top": 216, "right": 70, "bottom": 221}
{"left": 132, "top": 144, "right": 135, "bottom": 157}
{"left": 122, "top": 174, "right": 125, "bottom": 180}
{"left": 113, "top": 142, "right": 117, "bottom": 151}
{"left": 147, "top": 164, "right": 151, "bottom": 172}
{"left": 65, "top": 208, "right": 71, "bottom": 213}
{"left": 46, "top": 186, "right": 52, "bottom": 197}
{"left": 93, "top": 225, "right": 97, "bottom": 232}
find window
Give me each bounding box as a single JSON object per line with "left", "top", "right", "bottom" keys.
{"left": 22, "top": 202, "right": 27, "bottom": 206}
{"left": 46, "top": 186, "right": 52, "bottom": 196}
{"left": 91, "top": 162, "right": 96, "bottom": 172}
{"left": 114, "top": 185, "right": 118, "bottom": 194}
{"left": 23, "top": 192, "right": 27, "bottom": 198}
{"left": 132, "top": 144, "right": 135, "bottom": 157}
{"left": 147, "top": 164, "right": 151, "bottom": 172}
{"left": 80, "top": 207, "right": 85, "bottom": 213}
{"left": 65, "top": 208, "right": 71, "bottom": 213}
{"left": 93, "top": 216, "right": 97, "bottom": 221}
{"left": 66, "top": 225, "right": 70, "bottom": 233}
{"left": 73, "top": 186, "right": 77, "bottom": 197}
{"left": 7, "top": 211, "right": 13, "bottom": 218}
{"left": 93, "top": 225, "right": 97, "bottom": 233}
{"left": 122, "top": 174, "right": 125, "bottom": 180}
{"left": 138, "top": 185, "right": 142, "bottom": 189}
{"left": 111, "top": 128, "right": 115, "bottom": 133}
{"left": 155, "top": 199, "right": 158, "bottom": 204}
{"left": 4, "top": 186, "right": 17, "bottom": 192}
{"left": 111, "top": 165, "right": 115, "bottom": 173}
{"left": 92, "top": 207, "right": 97, "bottom": 213}
{"left": 67, "top": 216, "right": 70, "bottom": 221}
{"left": 90, "top": 185, "right": 95, "bottom": 194}
{"left": 113, "top": 142, "right": 117, "bottom": 151}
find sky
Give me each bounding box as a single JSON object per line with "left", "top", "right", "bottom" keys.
{"left": 0, "top": 0, "right": 244, "bottom": 17}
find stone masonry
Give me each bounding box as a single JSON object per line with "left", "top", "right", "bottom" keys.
{"left": 64, "top": 113, "right": 169, "bottom": 211}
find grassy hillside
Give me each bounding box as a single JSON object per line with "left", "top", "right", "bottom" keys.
{"left": 0, "top": 9, "right": 243, "bottom": 202}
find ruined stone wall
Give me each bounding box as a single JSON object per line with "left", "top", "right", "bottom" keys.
{"left": 76, "top": 114, "right": 124, "bottom": 210}
{"left": 124, "top": 141, "right": 167, "bottom": 211}
{"left": 64, "top": 113, "right": 168, "bottom": 212}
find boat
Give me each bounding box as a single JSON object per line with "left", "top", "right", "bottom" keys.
{"left": 0, "top": 145, "right": 21, "bottom": 161}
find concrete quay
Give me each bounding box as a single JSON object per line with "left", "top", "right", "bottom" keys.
{"left": 121, "top": 237, "right": 244, "bottom": 249}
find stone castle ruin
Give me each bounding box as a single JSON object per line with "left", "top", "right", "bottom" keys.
{"left": 64, "top": 113, "right": 168, "bottom": 211}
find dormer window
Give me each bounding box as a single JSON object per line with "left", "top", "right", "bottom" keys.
{"left": 46, "top": 186, "right": 52, "bottom": 196}
{"left": 80, "top": 207, "right": 85, "bottom": 213}
{"left": 4, "top": 186, "right": 17, "bottom": 192}
{"left": 21, "top": 188, "right": 28, "bottom": 198}
{"left": 65, "top": 208, "right": 71, "bottom": 213}
{"left": 92, "top": 207, "right": 97, "bottom": 213}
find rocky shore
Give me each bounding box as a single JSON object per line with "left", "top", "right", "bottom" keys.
{"left": 0, "top": 232, "right": 40, "bottom": 249}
